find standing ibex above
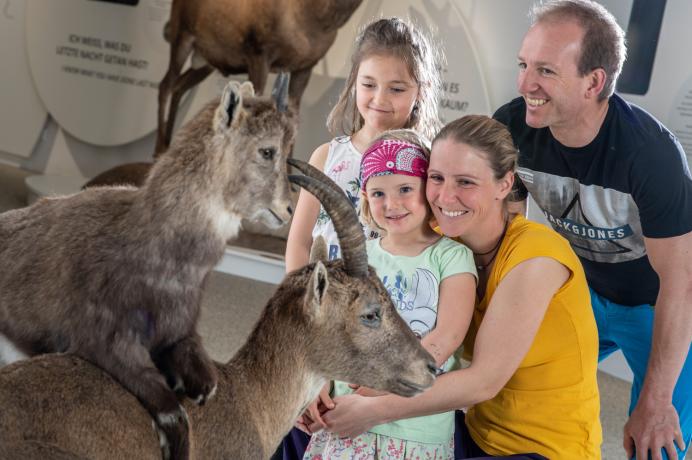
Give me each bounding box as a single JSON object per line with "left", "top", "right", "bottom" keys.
{"left": 155, "top": 0, "right": 364, "bottom": 155}
{"left": 0, "top": 77, "right": 296, "bottom": 460}
{"left": 0, "top": 159, "right": 437, "bottom": 460}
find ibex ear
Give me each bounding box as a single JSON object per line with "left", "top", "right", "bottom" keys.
{"left": 239, "top": 80, "right": 255, "bottom": 98}
{"left": 306, "top": 261, "right": 329, "bottom": 319}
{"left": 309, "top": 236, "right": 328, "bottom": 263}
{"left": 214, "top": 81, "right": 247, "bottom": 131}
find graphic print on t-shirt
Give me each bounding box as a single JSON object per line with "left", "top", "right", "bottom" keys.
{"left": 520, "top": 168, "right": 647, "bottom": 264}
{"left": 382, "top": 268, "right": 438, "bottom": 338}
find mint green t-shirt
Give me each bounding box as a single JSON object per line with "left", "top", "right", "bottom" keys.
{"left": 333, "top": 236, "right": 476, "bottom": 444}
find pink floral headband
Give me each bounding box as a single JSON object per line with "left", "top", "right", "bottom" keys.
{"left": 360, "top": 139, "right": 429, "bottom": 192}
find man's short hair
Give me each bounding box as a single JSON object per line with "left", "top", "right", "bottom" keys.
{"left": 531, "top": 0, "right": 627, "bottom": 100}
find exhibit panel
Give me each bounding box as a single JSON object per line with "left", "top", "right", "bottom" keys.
{"left": 25, "top": 0, "right": 172, "bottom": 146}
{"left": 0, "top": 0, "right": 47, "bottom": 159}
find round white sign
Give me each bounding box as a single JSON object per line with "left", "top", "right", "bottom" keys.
{"left": 25, "top": 0, "right": 172, "bottom": 146}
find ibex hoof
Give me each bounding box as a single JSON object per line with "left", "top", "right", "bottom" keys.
{"left": 178, "top": 365, "right": 218, "bottom": 405}
{"left": 193, "top": 382, "right": 217, "bottom": 406}
{"left": 155, "top": 424, "right": 171, "bottom": 460}
{"left": 155, "top": 406, "right": 190, "bottom": 460}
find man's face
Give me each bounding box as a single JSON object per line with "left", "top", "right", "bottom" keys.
{"left": 516, "top": 20, "right": 593, "bottom": 133}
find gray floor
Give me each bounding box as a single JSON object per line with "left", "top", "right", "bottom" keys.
{"left": 1, "top": 165, "right": 631, "bottom": 458}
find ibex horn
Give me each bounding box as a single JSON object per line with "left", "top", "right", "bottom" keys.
{"left": 287, "top": 157, "right": 345, "bottom": 198}
{"left": 287, "top": 163, "right": 368, "bottom": 279}
{"left": 271, "top": 72, "right": 290, "bottom": 113}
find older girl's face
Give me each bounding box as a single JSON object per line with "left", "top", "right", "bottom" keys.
{"left": 426, "top": 139, "right": 511, "bottom": 238}
{"left": 355, "top": 54, "right": 419, "bottom": 133}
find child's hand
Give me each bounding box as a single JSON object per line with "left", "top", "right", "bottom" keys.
{"left": 348, "top": 383, "right": 388, "bottom": 397}
{"left": 295, "top": 382, "right": 334, "bottom": 434}
{"left": 295, "top": 411, "right": 314, "bottom": 434}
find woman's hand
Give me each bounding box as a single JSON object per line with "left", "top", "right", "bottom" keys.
{"left": 317, "top": 394, "right": 381, "bottom": 438}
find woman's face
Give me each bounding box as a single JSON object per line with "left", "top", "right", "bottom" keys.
{"left": 426, "top": 138, "right": 511, "bottom": 238}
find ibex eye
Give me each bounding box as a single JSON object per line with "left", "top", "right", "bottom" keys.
{"left": 360, "top": 309, "right": 381, "bottom": 328}
{"left": 259, "top": 147, "right": 276, "bottom": 161}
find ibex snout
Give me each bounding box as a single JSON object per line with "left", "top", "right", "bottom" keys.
{"left": 264, "top": 180, "right": 294, "bottom": 228}
{"left": 389, "top": 345, "right": 437, "bottom": 397}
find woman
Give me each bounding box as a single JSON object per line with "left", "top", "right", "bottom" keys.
{"left": 303, "top": 115, "right": 602, "bottom": 460}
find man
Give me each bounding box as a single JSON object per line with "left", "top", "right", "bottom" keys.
{"left": 494, "top": 1, "right": 692, "bottom": 459}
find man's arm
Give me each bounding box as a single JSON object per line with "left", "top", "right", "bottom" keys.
{"left": 624, "top": 231, "right": 692, "bottom": 459}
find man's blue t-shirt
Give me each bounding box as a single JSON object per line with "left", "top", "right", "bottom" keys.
{"left": 494, "top": 94, "right": 692, "bottom": 306}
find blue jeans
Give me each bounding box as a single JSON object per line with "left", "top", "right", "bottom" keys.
{"left": 591, "top": 288, "right": 692, "bottom": 459}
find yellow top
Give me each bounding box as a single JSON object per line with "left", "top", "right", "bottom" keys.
{"left": 460, "top": 216, "right": 602, "bottom": 459}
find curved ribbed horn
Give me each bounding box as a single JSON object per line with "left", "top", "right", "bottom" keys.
{"left": 271, "top": 72, "right": 290, "bottom": 113}
{"left": 288, "top": 173, "right": 368, "bottom": 278}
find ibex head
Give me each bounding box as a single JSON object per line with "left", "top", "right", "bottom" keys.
{"left": 288, "top": 159, "right": 437, "bottom": 397}
{"left": 211, "top": 75, "right": 296, "bottom": 229}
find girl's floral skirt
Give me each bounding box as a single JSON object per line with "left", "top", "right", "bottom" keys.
{"left": 303, "top": 430, "right": 454, "bottom": 460}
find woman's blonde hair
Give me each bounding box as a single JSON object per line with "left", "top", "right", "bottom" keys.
{"left": 432, "top": 115, "right": 520, "bottom": 202}
{"left": 359, "top": 129, "right": 431, "bottom": 233}
{"left": 327, "top": 17, "right": 443, "bottom": 141}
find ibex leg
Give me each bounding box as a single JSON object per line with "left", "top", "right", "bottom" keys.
{"left": 155, "top": 333, "right": 218, "bottom": 405}
{"left": 288, "top": 66, "right": 313, "bottom": 111}
{"left": 83, "top": 341, "right": 189, "bottom": 460}
{"left": 163, "top": 65, "right": 213, "bottom": 151}
{"left": 247, "top": 54, "right": 269, "bottom": 95}
{"left": 156, "top": 32, "right": 195, "bottom": 156}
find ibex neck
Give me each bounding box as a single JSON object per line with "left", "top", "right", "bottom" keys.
{"left": 134, "top": 151, "right": 243, "bottom": 244}
{"left": 215, "top": 303, "right": 323, "bottom": 456}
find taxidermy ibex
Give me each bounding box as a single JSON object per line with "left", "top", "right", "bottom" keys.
{"left": 0, "top": 76, "right": 295, "bottom": 460}
{"left": 0, "top": 159, "right": 437, "bottom": 460}
{"left": 155, "top": 0, "right": 364, "bottom": 155}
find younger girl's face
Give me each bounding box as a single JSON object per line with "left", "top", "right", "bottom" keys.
{"left": 356, "top": 54, "right": 419, "bottom": 133}
{"left": 366, "top": 174, "right": 429, "bottom": 237}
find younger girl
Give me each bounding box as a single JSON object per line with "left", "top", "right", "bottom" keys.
{"left": 302, "top": 130, "right": 477, "bottom": 460}
{"left": 285, "top": 17, "right": 442, "bottom": 271}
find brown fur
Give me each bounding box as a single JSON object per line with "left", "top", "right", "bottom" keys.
{"left": 0, "top": 259, "right": 436, "bottom": 459}
{"left": 0, "top": 81, "right": 296, "bottom": 460}
{"left": 82, "top": 162, "right": 153, "bottom": 189}
{"left": 155, "top": 0, "right": 364, "bottom": 155}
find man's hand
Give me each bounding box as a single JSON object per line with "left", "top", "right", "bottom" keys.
{"left": 623, "top": 398, "right": 685, "bottom": 460}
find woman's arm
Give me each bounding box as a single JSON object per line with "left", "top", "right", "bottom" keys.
{"left": 284, "top": 143, "right": 330, "bottom": 272}
{"left": 421, "top": 272, "right": 476, "bottom": 366}
{"left": 320, "top": 256, "right": 570, "bottom": 437}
